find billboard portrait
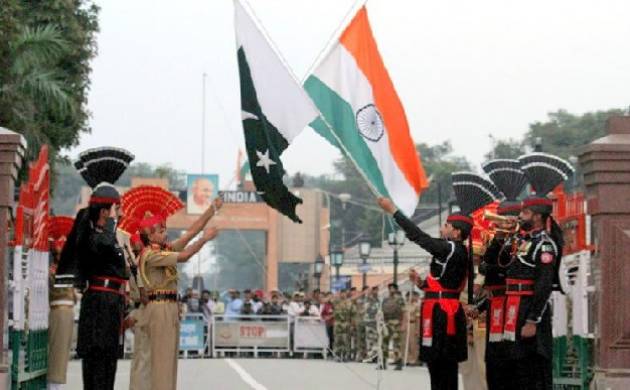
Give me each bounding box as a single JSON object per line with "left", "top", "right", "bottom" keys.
{"left": 186, "top": 174, "right": 219, "bottom": 215}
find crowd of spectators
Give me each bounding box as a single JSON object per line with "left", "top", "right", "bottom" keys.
{"left": 179, "top": 287, "right": 328, "bottom": 320}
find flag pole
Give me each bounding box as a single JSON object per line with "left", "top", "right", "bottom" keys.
{"left": 301, "top": 0, "right": 367, "bottom": 83}
{"left": 238, "top": 0, "right": 382, "bottom": 200}
{"left": 201, "top": 72, "right": 207, "bottom": 174}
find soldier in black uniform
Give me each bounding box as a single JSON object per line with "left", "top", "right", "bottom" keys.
{"left": 476, "top": 159, "right": 530, "bottom": 390}
{"left": 497, "top": 153, "right": 573, "bottom": 390}
{"left": 378, "top": 172, "right": 501, "bottom": 390}
{"left": 56, "top": 147, "right": 135, "bottom": 390}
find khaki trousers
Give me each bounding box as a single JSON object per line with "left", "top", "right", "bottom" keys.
{"left": 145, "top": 302, "right": 179, "bottom": 390}
{"left": 130, "top": 307, "right": 151, "bottom": 390}
{"left": 48, "top": 306, "right": 74, "bottom": 383}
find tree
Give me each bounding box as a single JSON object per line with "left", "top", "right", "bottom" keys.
{"left": 524, "top": 109, "right": 625, "bottom": 159}
{"left": 297, "top": 141, "right": 471, "bottom": 248}
{"left": 0, "top": 1, "right": 99, "bottom": 174}
{"left": 416, "top": 141, "right": 471, "bottom": 204}
{"left": 485, "top": 137, "right": 525, "bottom": 160}
{"left": 51, "top": 161, "right": 187, "bottom": 216}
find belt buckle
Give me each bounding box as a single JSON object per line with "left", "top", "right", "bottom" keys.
{"left": 103, "top": 279, "right": 110, "bottom": 288}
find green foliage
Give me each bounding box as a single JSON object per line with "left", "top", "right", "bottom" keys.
{"left": 524, "top": 109, "right": 625, "bottom": 159}
{"left": 51, "top": 161, "right": 186, "bottom": 216}
{"left": 416, "top": 141, "right": 471, "bottom": 204}
{"left": 0, "top": 0, "right": 99, "bottom": 175}
{"left": 299, "top": 141, "right": 470, "bottom": 248}
{"left": 485, "top": 137, "right": 525, "bottom": 160}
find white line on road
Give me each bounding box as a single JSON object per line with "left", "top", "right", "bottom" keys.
{"left": 225, "top": 359, "right": 269, "bottom": 390}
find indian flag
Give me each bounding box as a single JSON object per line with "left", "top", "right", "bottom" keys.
{"left": 305, "top": 6, "right": 428, "bottom": 216}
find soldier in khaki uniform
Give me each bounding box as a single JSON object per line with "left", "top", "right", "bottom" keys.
{"left": 139, "top": 198, "right": 221, "bottom": 390}
{"left": 118, "top": 230, "right": 150, "bottom": 390}
{"left": 48, "top": 216, "right": 77, "bottom": 390}
{"left": 402, "top": 291, "right": 421, "bottom": 366}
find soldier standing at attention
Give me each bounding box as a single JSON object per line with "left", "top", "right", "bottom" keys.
{"left": 403, "top": 291, "right": 421, "bottom": 366}
{"left": 500, "top": 153, "right": 572, "bottom": 389}
{"left": 378, "top": 172, "right": 500, "bottom": 389}
{"left": 47, "top": 216, "right": 76, "bottom": 390}
{"left": 139, "top": 197, "right": 222, "bottom": 390}
{"left": 354, "top": 286, "right": 368, "bottom": 361}
{"left": 333, "top": 289, "right": 354, "bottom": 362}
{"left": 380, "top": 283, "right": 405, "bottom": 370}
{"left": 58, "top": 147, "right": 135, "bottom": 390}
{"left": 362, "top": 286, "right": 380, "bottom": 363}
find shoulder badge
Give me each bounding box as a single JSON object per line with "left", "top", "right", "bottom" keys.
{"left": 541, "top": 243, "right": 554, "bottom": 253}
{"left": 541, "top": 252, "right": 554, "bottom": 264}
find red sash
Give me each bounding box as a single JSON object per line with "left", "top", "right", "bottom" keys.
{"left": 488, "top": 295, "right": 506, "bottom": 342}
{"left": 421, "top": 276, "right": 463, "bottom": 347}
{"left": 503, "top": 279, "right": 534, "bottom": 341}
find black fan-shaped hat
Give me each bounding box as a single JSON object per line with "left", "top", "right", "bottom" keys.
{"left": 75, "top": 147, "right": 135, "bottom": 188}
{"left": 482, "top": 159, "right": 528, "bottom": 201}
{"left": 451, "top": 172, "right": 503, "bottom": 216}
{"left": 74, "top": 147, "right": 134, "bottom": 205}
{"left": 518, "top": 153, "right": 574, "bottom": 196}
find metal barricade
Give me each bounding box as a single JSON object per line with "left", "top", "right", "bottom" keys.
{"left": 293, "top": 316, "right": 329, "bottom": 358}
{"left": 180, "top": 313, "right": 208, "bottom": 358}
{"left": 211, "top": 315, "right": 291, "bottom": 357}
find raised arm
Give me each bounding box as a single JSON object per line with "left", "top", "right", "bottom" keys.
{"left": 170, "top": 197, "right": 223, "bottom": 251}
{"left": 176, "top": 227, "right": 219, "bottom": 263}
{"left": 377, "top": 197, "right": 452, "bottom": 258}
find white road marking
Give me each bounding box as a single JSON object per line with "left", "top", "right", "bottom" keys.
{"left": 225, "top": 359, "right": 268, "bottom": 390}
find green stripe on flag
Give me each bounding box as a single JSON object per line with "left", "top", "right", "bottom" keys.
{"left": 305, "top": 76, "right": 390, "bottom": 198}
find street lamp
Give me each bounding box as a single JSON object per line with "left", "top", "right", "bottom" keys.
{"left": 337, "top": 193, "right": 352, "bottom": 249}
{"left": 568, "top": 155, "right": 578, "bottom": 192}
{"left": 330, "top": 247, "right": 344, "bottom": 290}
{"left": 388, "top": 230, "right": 406, "bottom": 284}
{"left": 359, "top": 240, "right": 372, "bottom": 289}
{"left": 313, "top": 255, "right": 325, "bottom": 290}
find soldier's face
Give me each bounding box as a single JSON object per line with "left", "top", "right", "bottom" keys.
{"left": 519, "top": 208, "right": 536, "bottom": 230}
{"left": 149, "top": 225, "right": 168, "bottom": 245}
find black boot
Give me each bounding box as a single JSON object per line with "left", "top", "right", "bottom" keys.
{"left": 394, "top": 360, "right": 403, "bottom": 371}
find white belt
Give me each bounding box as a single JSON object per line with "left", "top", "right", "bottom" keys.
{"left": 51, "top": 300, "right": 74, "bottom": 307}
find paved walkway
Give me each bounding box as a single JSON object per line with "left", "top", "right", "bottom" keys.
{"left": 65, "top": 358, "right": 453, "bottom": 389}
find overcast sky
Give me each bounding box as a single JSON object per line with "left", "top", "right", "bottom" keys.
{"left": 68, "top": 0, "right": 630, "bottom": 188}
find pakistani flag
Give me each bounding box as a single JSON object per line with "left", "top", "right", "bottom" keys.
{"left": 235, "top": 0, "right": 318, "bottom": 223}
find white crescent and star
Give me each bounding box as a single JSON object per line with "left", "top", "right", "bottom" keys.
{"left": 256, "top": 149, "right": 276, "bottom": 174}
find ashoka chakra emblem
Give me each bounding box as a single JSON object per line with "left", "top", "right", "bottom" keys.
{"left": 356, "top": 104, "right": 384, "bottom": 142}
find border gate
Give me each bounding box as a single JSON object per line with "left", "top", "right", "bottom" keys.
{"left": 8, "top": 146, "right": 50, "bottom": 390}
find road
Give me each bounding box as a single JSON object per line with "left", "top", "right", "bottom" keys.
{"left": 65, "top": 358, "right": 461, "bottom": 389}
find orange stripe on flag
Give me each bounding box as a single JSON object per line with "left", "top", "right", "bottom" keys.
{"left": 340, "top": 7, "right": 428, "bottom": 194}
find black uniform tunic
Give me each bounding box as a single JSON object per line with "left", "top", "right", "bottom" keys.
{"left": 479, "top": 237, "right": 509, "bottom": 358}
{"left": 479, "top": 236, "right": 517, "bottom": 390}
{"left": 499, "top": 228, "right": 557, "bottom": 389}
{"left": 394, "top": 211, "right": 468, "bottom": 363}
{"left": 76, "top": 224, "right": 128, "bottom": 359}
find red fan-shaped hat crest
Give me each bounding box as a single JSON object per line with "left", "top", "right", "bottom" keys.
{"left": 119, "top": 186, "right": 184, "bottom": 234}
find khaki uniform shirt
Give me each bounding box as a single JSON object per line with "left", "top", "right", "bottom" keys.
{"left": 140, "top": 245, "right": 179, "bottom": 293}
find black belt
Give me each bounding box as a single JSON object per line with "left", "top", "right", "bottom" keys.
{"left": 506, "top": 284, "right": 534, "bottom": 293}
{"left": 88, "top": 276, "right": 125, "bottom": 291}
{"left": 148, "top": 292, "right": 178, "bottom": 302}
{"left": 424, "top": 291, "right": 460, "bottom": 300}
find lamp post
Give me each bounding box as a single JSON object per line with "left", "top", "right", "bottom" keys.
{"left": 569, "top": 155, "right": 578, "bottom": 192}
{"left": 338, "top": 193, "right": 352, "bottom": 249}
{"left": 388, "top": 230, "right": 406, "bottom": 284}
{"left": 330, "top": 247, "right": 344, "bottom": 291}
{"left": 359, "top": 240, "right": 372, "bottom": 289}
{"left": 314, "top": 255, "right": 325, "bottom": 291}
